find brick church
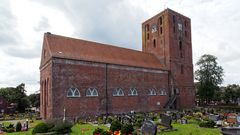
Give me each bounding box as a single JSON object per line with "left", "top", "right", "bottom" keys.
{"left": 40, "top": 8, "right": 195, "bottom": 120}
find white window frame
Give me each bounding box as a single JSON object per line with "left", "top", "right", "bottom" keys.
{"left": 148, "top": 88, "right": 157, "bottom": 96}
{"left": 160, "top": 88, "right": 167, "bottom": 96}
{"left": 128, "top": 87, "right": 138, "bottom": 96}
{"left": 67, "top": 87, "right": 80, "bottom": 97}
{"left": 113, "top": 87, "right": 124, "bottom": 96}
{"left": 86, "top": 87, "right": 98, "bottom": 97}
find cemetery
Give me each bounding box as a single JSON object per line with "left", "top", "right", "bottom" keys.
{"left": 0, "top": 107, "right": 239, "bottom": 134}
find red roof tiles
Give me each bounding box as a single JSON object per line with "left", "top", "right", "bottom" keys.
{"left": 42, "top": 33, "right": 166, "bottom": 70}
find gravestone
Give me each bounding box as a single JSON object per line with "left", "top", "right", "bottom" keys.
{"left": 160, "top": 114, "right": 172, "bottom": 129}
{"left": 209, "top": 114, "right": 219, "bottom": 122}
{"left": 141, "top": 120, "right": 157, "bottom": 135}
{"left": 237, "top": 116, "right": 240, "bottom": 125}
{"left": 180, "top": 119, "right": 188, "bottom": 124}
{"left": 227, "top": 113, "right": 237, "bottom": 124}
{"left": 122, "top": 115, "right": 132, "bottom": 124}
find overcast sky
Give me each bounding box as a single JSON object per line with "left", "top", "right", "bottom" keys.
{"left": 0, "top": 0, "right": 240, "bottom": 94}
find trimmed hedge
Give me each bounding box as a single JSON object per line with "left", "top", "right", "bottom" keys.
{"left": 32, "top": 122, "right": 48, "bottom": 134}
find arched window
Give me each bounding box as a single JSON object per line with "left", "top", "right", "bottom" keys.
{"left": 148, "top": 88, "right": 157, "bottom": 96}
{"left": 67, "top": 87, "right": 80, "bottom": 97}
{"left": 128, "top": 88, "right": 138, "bottom": 96}
{"left": 160, "top": 89, "right": 167, "bottom": 95}
{"left": 86, "top": 87, "right": 98, "bottom": 97}
{"left": 113, "top": 88, "right": 124, "bottom": 96}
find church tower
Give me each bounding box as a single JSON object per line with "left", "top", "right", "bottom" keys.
{"left": 142, "top": 8, "right": 195, "bottom": 109}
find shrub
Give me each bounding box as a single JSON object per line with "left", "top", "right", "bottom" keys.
{"left": 110, "top": 120, "right": 122, "bottom": 132}
{"left": 121, "top": 124, "right": 134, "bottom": 134}
{"left": 98, "top": 117, "right": 104, "bottom": 124}
{"left": 93, "top": 128, "right": 104, "bottom": 134}
{"left": 106, "top": 116, "right": 113, "bottom": 124}
{"left": 15, "top": 122, "right": 22, "bottom": 132}
{"left": 32, "top": 122, "right": 48, "bottom": 134}
{"left": 50, "top": 120, "right": 73, "bottom": 133}
{"left": 93, "top": 128, "right": 111, "bottom": 135}
{"left": 199, "top": 120, "right": 215, "bottom": 128}
{"left": 134, "top": 118, "right": 144, "bottom": 128}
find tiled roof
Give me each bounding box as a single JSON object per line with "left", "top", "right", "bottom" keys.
{"left": 43, "top": 33, "right": 165, "bottom": 70}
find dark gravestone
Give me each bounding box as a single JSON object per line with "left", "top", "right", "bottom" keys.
{"left": 161, "top": 114, "right": 172, "bottom": 129}
{"left": 141, "top": 120, "right": 157, "bottom": 135}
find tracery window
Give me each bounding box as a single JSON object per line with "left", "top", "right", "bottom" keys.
{"left": 67, "top": 87, "right": 80, "bottom": 97}
{"left": 148, "top": 88, "right": 157, "bottom": 96}
{"left": 160, "top": 89, "right": 167, "bottom": 95}
{"left": 86, "top": 87, "right": 98, "bottom": 97}
{"left": 128, "top": 87, "right": 138, "bottom": 96}
{"left": 113, "top": 87, "right": 124, "bottom": 96}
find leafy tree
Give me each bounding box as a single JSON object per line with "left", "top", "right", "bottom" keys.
{"left": 0, "top": 83, "right": 30, "bottom": 112}
{"left": 28, "top": 93, "right": 40, "bottom": 108}
{"left": 195, "top": 54, "right": 224, "bottom": 105}
{"left": 224, "top": 84, "right": 240, "bottom": 104}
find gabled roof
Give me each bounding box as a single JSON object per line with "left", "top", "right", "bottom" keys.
{"left": 40, "top": 33, "right": 166, "bottom": 70}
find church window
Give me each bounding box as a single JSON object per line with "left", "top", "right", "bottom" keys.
{"left": 147, "top": 33, "right": 149, "bottom": 40}
{"left": 113, "top": 88, "right": 124, "bottom": 96}
{"left": 148, "top": 88, "right": 157, "bottom": 96}
{"left": 86, "top": 87, "right": 98, "bottom": 97}
{"left": 159, "top": 16, "right": 163, "bottom": 25}
{"left": 185, "top": 31, "right": 188, "bottom": 37}
{"left": 128, "top": 87, "right": 138, "bottom": 96}
{"left": 173, "top": 15, "right": 176, "bottom": 23}
{"left": 67, "top": 87, "right": 80, "bottom": 97}
{"left": 153, "top": 39, "right": 156, "bottom": 48}
{"left": 184, "top": 20, "right": 188, "bottom": 27}
{"left": 146, "top": 24, "right": 149, "bottom": 32}
{"left": 160, "top": 89, "right": 167, "bottom": 95}
{"left": 160, "top": 27, "right": 163, "bottom": 34}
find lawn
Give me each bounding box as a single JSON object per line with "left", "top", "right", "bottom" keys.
{"left": 3, "top": 121, "right": 222, "bottom": 135}
{"left": 160, "top": 123, "right": 222, "bottom": 135}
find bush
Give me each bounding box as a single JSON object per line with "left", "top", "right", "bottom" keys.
{"left": 93, "top": 128, "right": 111, "bottom": 135}
{"left": 134, "top": 118, "right": 144, "bottom": 128}
{"left": 50, "top": 120, "right": 73, "bottom": 133}
{"left": 199, "top": 120, "right": 215, "bottom": 128}
{"left": 15, "top": 122, "right": 22, "bottom": 132}
{"left": 93, "top": 128, "right": 104, "bottom": 134}
{"left": 121, "top": 124, "right": 134, "bottom": 134}
{"left": 32, "top": 122, "right": 48, "bottom": 134}
{"left": 110, "top": 120, "right": 122, "bottom": 132}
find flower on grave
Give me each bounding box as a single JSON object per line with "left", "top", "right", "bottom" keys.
{"left": 114, "top": 130, "right": 121, "bottom": 135}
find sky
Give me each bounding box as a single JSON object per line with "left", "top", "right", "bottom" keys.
{"left": 0, "top": 0, "right": 240, "bottom": 95}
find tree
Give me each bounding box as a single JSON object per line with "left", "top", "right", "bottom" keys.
{"left": 195, "top": 54, "right": 224, "bottom": 105}
{"left": 224, "top": 84, "right": 240, "bottom": 104}
{"left": 0, "top": 83, "right": 30, "bottom": 112}
{"left": 28, "top": 93, "right": 40, "bottom": 108}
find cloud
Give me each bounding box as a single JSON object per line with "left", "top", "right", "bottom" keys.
{"left": 0, "top": 0, "right": 21, "bottom": 46}
{"left": 34, "top": 16, "right": 50, "bottom": 32}
{"left": 33, "top": 0, "right": 148, "bottom": 50}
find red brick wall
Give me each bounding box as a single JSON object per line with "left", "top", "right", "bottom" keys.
{"left": 46, "top": 58, "right": 169, "bottom": 119}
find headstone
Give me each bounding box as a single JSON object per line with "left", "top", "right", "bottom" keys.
{"left": 180, "top": 119, "right": 188, "bottom": 124}
{"left": 160, "top": 114, "right": 172, "bottom": 128}
{"left": 227, "top": 113, "right": 237, "bottom": 124}
{"left": 209, "top": 114, "right": 219, "bottom": 122}
{"left": 141, "top": 120, "right": 157, "bottom": 135}
{"left": 122, "top": 115, "right": 132, "bottom": 124}
{"left": 237, "top": 116, "right": 240, "bottom": 125}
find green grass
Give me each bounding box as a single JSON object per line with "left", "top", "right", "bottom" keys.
{"left": 71, "top": 123, "right": 109, "bottom": 135}
{"left": 159, "top": 123, "right": 222, "bottom": 135}
{"left": 3, "top": 120, "right": 222, "bottom": 135}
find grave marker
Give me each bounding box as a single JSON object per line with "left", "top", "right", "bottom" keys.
{"left": 141, "top": 120, "right": 157, "bottom": 135}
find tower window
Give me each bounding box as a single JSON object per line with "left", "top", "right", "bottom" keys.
{"left": 185, "top": 31, "right": 188, "bottom": 37}
{"left": 173, "top": 15, "right": 176, "bottom": 23}
{"left": 153, "top": 39, "right": 156, "bottom": 48}
{"left": 173, "top": 26, "right": 176, "bottom": 33}
{"left": 147, "top": 33, "right": 149, "bottom": 40}
{"left": 179, "top": 41, "right": 182, "bottom": 50}
{"left": 159, "top": 17, "right": 163, "bottom": 25}
{"left": 146, "top": 24, "right": 149, "bottom": 32}
{"left": 160, "top": 27, "right": 163, "bottom": 34}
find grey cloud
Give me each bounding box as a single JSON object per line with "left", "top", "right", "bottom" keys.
{"left": 34, "top": 17, "right": 50, "bottom": 32}
{"left": 33, "top": 0, "right": 148, "bottom": 50}
{"left": 3, "top": 43, "right": 42, "bottom": 59}
{"left": 0, "top": 0, "right": 21, "bottom": 46}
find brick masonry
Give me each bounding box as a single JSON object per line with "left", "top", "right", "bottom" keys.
{"left": 40, "top": 8, "right": 195, "bottom": 120}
